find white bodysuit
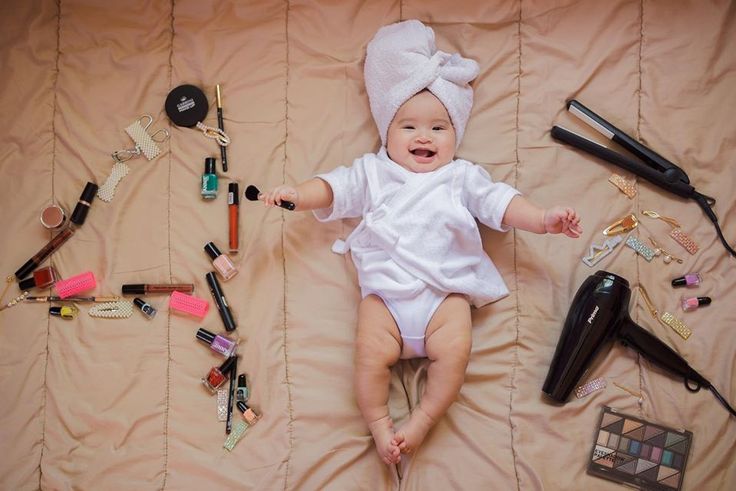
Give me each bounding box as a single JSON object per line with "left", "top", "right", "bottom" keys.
{"left": 313, "top": 148, "right": 520, "bottom": 359}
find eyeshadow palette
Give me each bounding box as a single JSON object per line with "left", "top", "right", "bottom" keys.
{"left": 588, "top": 406, "right": 692, "bottom": 491}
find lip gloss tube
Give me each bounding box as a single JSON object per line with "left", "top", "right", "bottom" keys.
{"left": 228, "top": 182, "right": 239, "bottom": 253}
{"left": 122, "top": 283, "right": 195, "bottom": 295}
{"left": 15, "top": 182, "right": 98, "bottom": 280}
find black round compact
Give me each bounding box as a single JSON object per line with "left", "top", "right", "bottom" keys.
{"left": 165, "top": 84, "right": 209, "bottom": 127}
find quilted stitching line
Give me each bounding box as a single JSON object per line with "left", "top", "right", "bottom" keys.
{"left": 160, "top": 1, "right": 176, "bottom": 489}
{"left": 282, "top": 2, "right": 295, "bottom": 489}
{"left": 38, "top": 1, "right": 63, "bottom": 488}
{"left": 508, "top": 2, "right": 523, "bottom": 490}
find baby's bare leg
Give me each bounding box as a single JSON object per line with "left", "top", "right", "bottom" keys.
{"left": 355, "top": 294, "right": 403, "bottom": 464}
{"left": 395, "top": 294, "right": 471, "bottom": 455}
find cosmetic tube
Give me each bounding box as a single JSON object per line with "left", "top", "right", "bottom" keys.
{"left": 206, "top": 271, "right": 237, "bottom": 331}
{"left": 236, "top": 374, "right": 249, "bottom": 403}
{"left": 122, "top": 283, "right": 194, "bottom": 295}
{"left": 228, "top": 182, "right": 239, "bottom": 253}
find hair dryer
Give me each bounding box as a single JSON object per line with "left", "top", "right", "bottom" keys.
{"left": 543, "top": 270, "right": 735, "bottom": 417}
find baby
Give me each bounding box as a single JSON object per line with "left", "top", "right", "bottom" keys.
{"left": 258, "top": 20, "right": 582, "bottom": 464}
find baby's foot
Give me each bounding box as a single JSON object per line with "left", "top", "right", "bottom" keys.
{"left": 368, "top": 415, "right": 401, "bottom": 465}
{"left": 394, "top": 407, "right": 435, "bottom": 455}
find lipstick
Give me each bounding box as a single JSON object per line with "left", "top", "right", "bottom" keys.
{"left": 228, "top": 182, "right": 239, "bottom": 252}
{"left": 15, "top": 182, "right": 98, "bottom": 280}
{"left": 121, "top": 283, "right": 194, "bottom": 295}
{"left": 206, "top": 271, "right": 237, "bottom": 331}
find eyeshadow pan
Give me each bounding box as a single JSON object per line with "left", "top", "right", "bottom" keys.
{"left": 607, "top": 433, "right": 620, "bottom": 449}
{"left": 661, "top": 450, "right": 674, "bottom": 467}
{"left": 597, "top": 430, "right": 609, "bottom": 446}
{"left": 628, "top": 440, "right": 641, "bottom": 456}
{"left": 650, "top": 446, "right": 662, "bottom": 463}
{"left": 618, "top": 437, "right": 630, "bottom": 452}
{"left": 640, "top": 443, "right": 651, "bottom": 459}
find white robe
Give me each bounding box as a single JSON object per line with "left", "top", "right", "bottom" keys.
{"left": 313, "top": 148, "right": 520, "bottom": 308}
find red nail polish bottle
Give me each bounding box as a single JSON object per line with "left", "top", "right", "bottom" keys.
{"left": 201, "top": 356, "right": 237, "bottom": 394}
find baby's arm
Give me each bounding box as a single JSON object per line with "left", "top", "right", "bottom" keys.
{"left": 261, "top": 178, "right": 334, "bottom": 212}
{"left": 502, "top": 195, "right": 582, "bottom": 238}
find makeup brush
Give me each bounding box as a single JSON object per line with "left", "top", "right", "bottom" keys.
{"left": 244, "top": 185, "right": 295, "bottom": 211}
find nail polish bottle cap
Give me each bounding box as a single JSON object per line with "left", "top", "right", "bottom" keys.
{"left": 228, "top": 182, "right": 240, "bottom": 205}
{"left": 204, "top": 157, "right": 216, "bottom": 175}
{"left": 133, "top": 297, "right": 149, "bottom": 311}
{"left": 204, "top": 242, "right": 223, "bottom": 260}
{"left": 218, "top": 355, "right": 237, "bottom": 374}
{"left": 122, "top": 284, "right": 145, "bottom": 295}
{"left": 236, "top": 401, "right": 249, "bottom": 413}
{"left": 19, "top": 276, "right": 37, "bottom": 291}
{"left": 697, "top": 296, "right": 712, "bottom": 306}
{"left": 237, "top": 373, "right": 246, "bottom": 388}
{"left": 70, "top": 182, "right": 98, "bottom": 225}
{"left": 196, "top": 327, "right": 216, "bottom": 345}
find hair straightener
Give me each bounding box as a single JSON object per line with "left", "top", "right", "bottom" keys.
{"left": 551, "top": 100, "right": 735, "bottom": 257}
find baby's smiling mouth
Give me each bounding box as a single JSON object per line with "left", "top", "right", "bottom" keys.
{"left": 410, "top": 148, "right": 436, "bottom": 158}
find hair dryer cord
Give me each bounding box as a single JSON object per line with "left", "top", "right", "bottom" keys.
{"left": 684, "top": 375, "right": 736, "bottom": 418}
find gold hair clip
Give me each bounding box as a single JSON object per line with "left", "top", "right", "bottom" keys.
{"left": 648, "top": 236, "right": 683, "bottom": 264}
{"left": 608, "top": 174, "right": 637, "bottom": 199}
{"left": 603, "top": 214, "right": 638, "bottom": 236}
{"left": 642, "top": 210, "right": 699, "bottom": 255}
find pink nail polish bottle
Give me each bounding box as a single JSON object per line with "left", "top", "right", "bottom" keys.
{"left": 681, "top": 296, "right": 711, "bottom": 312}
{"left": 204, "top": 242, "right": 238, "bottom": 281}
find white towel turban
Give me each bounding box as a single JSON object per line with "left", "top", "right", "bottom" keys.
{"left": 364, "top": 20, "right": 480, "bottom": 149}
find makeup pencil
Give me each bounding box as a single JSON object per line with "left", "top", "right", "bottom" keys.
{"left": 225, "top": 356, "right": 237, "bottom": 434}
{"left": 216, "top": 84, "right": 228, "bottom": 172}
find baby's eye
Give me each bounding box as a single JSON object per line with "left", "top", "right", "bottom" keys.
{"left": 403, "top": 126, "right": 415, "bottom": 130}
{"left": 432, "top": 126, "right": 445, "bottom": 131}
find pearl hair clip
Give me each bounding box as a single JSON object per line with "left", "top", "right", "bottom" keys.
{"left": 98, "top": 115, "right": 169, "bottom": 203}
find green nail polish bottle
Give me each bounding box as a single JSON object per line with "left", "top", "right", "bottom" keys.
{"left": 201, "top": 157, "right": 218, "bottom": 199}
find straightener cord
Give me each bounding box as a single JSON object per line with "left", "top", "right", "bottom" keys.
{"left": 693, "top": 192, "right": 736, "bottom": 257}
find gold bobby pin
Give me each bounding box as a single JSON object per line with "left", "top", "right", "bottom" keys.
{"left": 642, "top": 210, "right": 699, "bottom": 255}
{"left": 648, "top": 236, "right": 683, "bottom": 264}
{"left": 603, "top": 214, "right": 638, "bottom": 236}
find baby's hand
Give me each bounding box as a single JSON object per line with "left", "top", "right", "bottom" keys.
{"left": 261, "top": 185, "right": 298, "bottom": 208}
{"left": 544, "top": 206, "right": 582, "bottom": 238}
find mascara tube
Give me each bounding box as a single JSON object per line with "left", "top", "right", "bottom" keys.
{"left": 205, "top": 271, "right": 237, "bottom": 331}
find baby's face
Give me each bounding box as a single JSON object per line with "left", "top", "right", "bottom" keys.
{"left": 386, "top": 90, "right": 456, "bottom": 173}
